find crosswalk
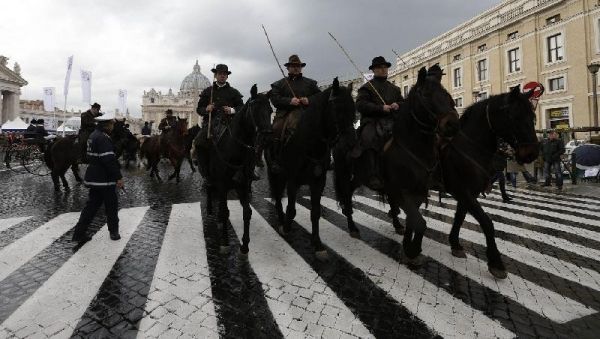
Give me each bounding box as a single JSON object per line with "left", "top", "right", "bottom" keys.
{"left": 0, "top": 188, "right": 598, "bottom": 338}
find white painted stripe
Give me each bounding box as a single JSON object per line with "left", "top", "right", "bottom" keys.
{"left": 484, "top": 191, "right": 600, "bottom": 218}
{"left": 488, "top": 190, "right": 600, "bottom": 212}
{"left": 137, "top": 203, "right": 218, "bottom": 339}
{"left": 0, "top": 207, "right": 148, "bottom": 339}
{"left": 0, "top": 213, "right": 79, "bottom": 283}
{"left": 229, "top": 202, "right": 374, "bottom": 339}
{"left": 423, "top": 196, "right": 600, "bottom": 242}
{"left": 269, "top": 199, "right": 515, "bottom": 339}
{"left": 513, "top": 187, "right": 600, "bottom": 204}
{"left": 356, "top": 196, "right": 600, "bottom": 293}
{"left": 0, "top": 216, "right": 31, "bottom": 234}
{"left": 320, "top": 197, "right": 596, "bottom": 323}
{"left": 0, "top": 166, "right": 24, "bottom": 173}
{"left": 422, "top": 200, "right": 600, "bottom": 261}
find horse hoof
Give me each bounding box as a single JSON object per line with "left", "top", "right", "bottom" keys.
{"left": 349, "top": 231, "right": 361, "bottom": 239}
{"left": 315, "top": 250, "right": 329, "bottom": 262}
{"left": 406, "top": 254, "right": 425, "bottom": 267}
{"left": 451, "top": 248, "right": 467, "bottom": 258}
{"left": 239, "top": 247, "right": 249, "bottom": 258}
{"left": 219, "top": 245, "right": 229, "bottom": 254}
{"left": 278, "top": 226, "right": 287, "bottom": 235}
{"left": 489, "top": 267, "right": 508, "bottom": 279}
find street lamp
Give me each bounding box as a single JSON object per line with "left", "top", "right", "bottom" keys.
{"left": 588, "top": 62, "right": 600, "bottom": 132}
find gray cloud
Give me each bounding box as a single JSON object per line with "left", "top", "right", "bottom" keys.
{"left": 1, "top": 0, "right": 498, "bottom": 117}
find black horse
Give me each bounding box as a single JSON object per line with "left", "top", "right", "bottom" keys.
{"left": 441, "top": 85, "right": 539, "bottom": 278}
{"left": 185, "top": 124, "right": 201, "bottom": 172}
{"left": 266, "top": 78, "right": 349, "bottom": 260}
{"left": 111, "top": 120, "right": 139, "bottom": 169}
{"left": 202, "top": 84, "right": 272, "bottom": 255}
{"left": 333, "top": 67, "right": 460, "bottom": 262}
{"left": 45, "top": 135, "right": 83, "bottom": 191}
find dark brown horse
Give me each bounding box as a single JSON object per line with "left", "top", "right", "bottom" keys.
{"left": 333, "top": 67, "right": 460, "bottom": 263}
{"left": 202, "top": 85, "right": 272, "bottom": 255}
{"left": 441, "top": 85, "right": 539, "bottom": 279}
{"left": 266, "top": 78, "right": 349, "bottom": 260}
{"left": 185, "top": 124, "right": 201, "bottom": 172}
{"left": 140, "top": 117, "right": 188, "bottom": 183}
{"left": 44, "top": 135, "right": 82, "bottom": 191}
{"left": 111, "top": 119, "right": 140, "bottom": 169}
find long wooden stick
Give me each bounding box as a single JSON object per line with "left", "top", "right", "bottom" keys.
{"left": 328, "top": 32, "right": 386, "bottom": 105}
{"left": 207, "top": 64, "right": 215, "bottom": 139}
{"left": 261, "top": 24, "right": 297, "bottom": 98}
{"left": 391, "top": 49, "right": 408, "bottom": 69}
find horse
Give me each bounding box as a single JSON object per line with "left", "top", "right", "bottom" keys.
{"left": 185, "top": 124, "right": 201, "bottom": 172}
{"left": 265, "top": 78, "right": 349, "bottom": 260}
{"left": 139, "top": 117, "right": 188, "bottom": 183}
{"left": 111, "top": 119, "right": 140, "bottom": 169}
{"left": 440, "top": 85, "right": 539, "bottom": 279}
{"left": 332, "top": 67, "right": 460, "bottom": 263}
{"left": 44, "top": 135, "right": 82, "bottom": 191}
{"left": 201, "top": 84, "right": 272, "bottom": 255}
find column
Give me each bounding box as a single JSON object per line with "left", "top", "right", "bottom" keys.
{"left": 0, "top": 91, "right": 4, "bottom": 124}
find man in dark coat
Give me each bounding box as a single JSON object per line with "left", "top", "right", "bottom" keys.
{"left": 541, "top": 130, "right": 565, "bottom": 189}
{"left": 194, "top": 64, "right": 244, "bottom": 180}
{"left": 141, "top": 122, "right": 151, "bottom": 136}
{"left": 79, "top": 102, "right": 102, "bottom": 162}
{"left": 72, "top": 115, "right": 124, "bottom": 244}
{"left": 158, "top": 109, "right": 177, "bottom": 133}
{"left": 426, "top": 64, "right": 446, "bottom": 83}
{"left": 355, "top": 56, "right": 404, "bottom": 189}
{"left": 269, "top": 54, "right": 321, "bottom": 172}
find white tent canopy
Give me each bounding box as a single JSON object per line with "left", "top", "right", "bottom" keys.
{"left": 1, "top": 117, "right": 29, "bottom": 131}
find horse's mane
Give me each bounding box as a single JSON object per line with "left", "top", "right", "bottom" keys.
{"left": 460, "top": 93, "right": 508, "bottom": 125}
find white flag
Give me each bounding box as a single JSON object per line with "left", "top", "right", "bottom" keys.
{"left": 42, "top": 87, "right": 55, "bottom": 112}
{"left": 118, "top": 89, "right": 127, "bottom": 115}
{"left": 363, "top": 73, "right": 374, "bottom": 83}
{"left": 80, "top": 70, "right": 92, "bottom": 105}
{"left": 63, "top": 56, "right": 73, "bottom": 96}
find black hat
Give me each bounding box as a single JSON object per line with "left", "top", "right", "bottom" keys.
{"left": 91, "top": 102, "right": 101, "bottom": 109}
{"left": 211, "top": 64, "right": 231, "bottom": 75}
{"left": 165, "top": 109, "right": 173, "bottom": 115}
{"left": 427, "top": 64, "right": 446, "bottom": 76}
{"left": 30, "top": 119, "right": 38, "bottom": 125}
{"left": 284, "top": 54, "right": 306, "bottom": 67}
{"left": 37, "top": 119, "right": 45, "bottom": 124}
{"left": 368, "top": 56, "right": 392, "bottom": 70}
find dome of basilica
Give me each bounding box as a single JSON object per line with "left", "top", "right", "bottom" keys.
{"left": 180, "top": 60, "right": 211, "bottom": 92}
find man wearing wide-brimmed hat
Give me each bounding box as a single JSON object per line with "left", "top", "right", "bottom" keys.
{"left": 158, "top": 109, "right": 177, "bottom": 133}
{"left": 426, "top": 63, "right": 446, "bottom": 83}
{"left": 355, "top": 56, "right": 404, "bottom": 189}
{"left": 269, "top": 54, "right": 321, "bottom": 173}
{"left": 79, "top": 102, "right": 102, "bottom": 163}
{"left": 72, "top": 114, "right": 124, "bottom": 244}
{"left": 195, "top": 63, "right": 244, "bottom": 180}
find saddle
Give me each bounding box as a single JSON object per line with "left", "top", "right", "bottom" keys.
{"left": 277, "top": 109, "right": 302, "bottom": 143}
{"left": 350, "top": 119, "right": 394, "bottom": 159}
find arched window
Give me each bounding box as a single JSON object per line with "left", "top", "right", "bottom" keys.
{"left": 150, "top": 98, "right": 155, "bottom": 103}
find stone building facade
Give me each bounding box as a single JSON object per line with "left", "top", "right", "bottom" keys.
{"left": 0, "top": 55, "right": 27, "bottom": 124}
{"left": 141, "top": 61, "right": 211, "bottom": 134}
{"left": 390, "top": 0, "right": 600, "bottom": 138}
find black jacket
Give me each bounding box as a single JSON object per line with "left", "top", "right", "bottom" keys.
{"left": 356, "top": 77, "right": 403, "bottom": 121}
{"left": 141, "top": 125, "right": 151, "bottom": 135}
{"left": 84, "top": 127, "right": 123, "bottom": 187}
{"left": 196, "top": 82, "right": 243, "bottom": 120}
{"left": 270, "top": 74, "right": 320, "bottom": 115}
{"left": 81, "top": 109, "right": 98, "bottom": 131}
{"left": 541, "top": 138, "right": 565, "bottom": 163}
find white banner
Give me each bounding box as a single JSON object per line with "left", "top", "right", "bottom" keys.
{"left": 363, "top": 73, "right": 374, "bottom": 83}
{"left": 80, "top": 70, "right": 92, "bottom": 105}
{"left": 42, "top": 87, "right": 55, "bottom": 112}
{"left": 118, "top": 89, "right": 127, "bottom": 115}
{"left": 63, "top": 56, "right": 73, "bottom": 96}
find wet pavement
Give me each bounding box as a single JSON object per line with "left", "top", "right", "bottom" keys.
{"left": 0, "top": 160, "right": 599, "bottom": 338}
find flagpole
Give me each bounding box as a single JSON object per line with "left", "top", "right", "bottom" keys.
{"left": 62, "top": 94, "right": 67, "bottom": 137}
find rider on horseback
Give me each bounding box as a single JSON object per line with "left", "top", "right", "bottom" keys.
{"left": 158, "top": 109, "right": 177, "bottom": 133}
{"left": 194, "top": 64, "right": 244, "bottom": 182}
{"left": 354, "top": 56, "right": 404, "bottom": 190}
{"left": 79, "top": 102, "right": 102, "bottom": 163}
{"left": 269, "top": 54, "right": 321, "bottom": 173}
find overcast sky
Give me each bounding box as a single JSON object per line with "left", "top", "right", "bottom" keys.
{"left": 1, "top": 0, "right": 499, "bottom": 118}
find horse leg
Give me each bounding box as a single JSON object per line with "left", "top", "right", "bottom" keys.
{"left": 387, "top": 196, "right": 404, "bottom": 234}
{"left": 217, "top": 186, "right": 230, "bottom": 254}
{"left": 449, "top": 200, "right": 468, "bottom": 258}
{"left": 71, "top": 163, "right": 82, "bottom": 183}
{"left": 310, "top": 181, "right": 328, "bottom": 261}
{"left": 168, "top": 155, "right": 177, "bottom": 181}
{"left": 206, "top": 181, "right": 214, "bottom": 215}
{"left": 281, "top": 182, "right": 298, "bottom": 235}
{"left": 60, "top": 169, "right": 70, "bottom": 191}
{"left": 51, "top": 169, "right": 61, "bottom": 191}
{"left": 175, "top": 157, "right": 184, "bottom": 183}
{"left": 188, "top": 154, "right": 196, "bottom": 172}
{"left": 334, "top": 154, "right": 360, "bottom": 238}
{"left": 238, "top": 188, "right": 251, "bottom": 256}
{"left": 401, "top": 195, "right": 427, "bottom": 264}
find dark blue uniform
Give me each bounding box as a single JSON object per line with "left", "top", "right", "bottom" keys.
{"left": 72, "top": 127, "right": 123, "bottom": 241}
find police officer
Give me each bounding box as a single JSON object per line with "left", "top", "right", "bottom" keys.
{"left": 195, "top": 64, "right": 244, "bottom": 181}
{"left": 72, "top": 114, "right": 124, "bottom": 244}
{"left": 355, "top": 56, "right": 404, "bottom": 189}
{"left": 269, "top": 54, "right": 320, "bottom": 173}
{"left": 79, "top": 103, "right": 102, "bottom": 162}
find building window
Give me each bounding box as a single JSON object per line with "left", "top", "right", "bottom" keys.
{"left": 548, "top": 76, "right": 565, "bottom": 91}
{"left": 453, "top": 54, "right": 461, "bottom": 61}
{"left": 546, "top": 14, "right": 561, "bottom": 25}
{"left": 454, "top": 97, "right": 463, "bottom": 108}
{"left": 453, "top": 68, "right": 462, "bottom": 88}
{"left": 507, "top": 31, "right": 518, "bottom": 41}
{"left": 547, "top": 107, "right": 569, "bottom": 129}
{"left": 403, "top": 85, "right": 409, "bottom": 97}
{"left": 403, "top": 75, "right": 409, "bottom": 81}
{"left": 150, "top": 98, "right": 155, "bottom": 103}
{"left": 508, "top": 48, "right": 521, "bottom": 73}
{"left": 477, "top": 59, "right": 488, "bottom": 81}
{"left": 477, "top": 44, "right": 487, "bottom": 52}
{"left": 547, "top": 33, "right": 564, "bottom": 63}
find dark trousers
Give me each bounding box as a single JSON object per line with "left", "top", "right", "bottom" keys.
{"left": 544, "top": 160, "right": 563, "bottom": 188}
{"left": 491, "top": 171, "right": 509, "bottom": 198}
{"left": 73, "top": 186, "right": 119, "bottom": 238}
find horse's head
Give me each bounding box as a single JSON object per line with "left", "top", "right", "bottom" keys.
{"left": 246, "top": 84, "right": 273, "bottom": 136}
{"left": 111, "top": 119, "right": 126, "bottom": 139}
{"left": 175, "top": 117, "right": 188, "bottom": 136}
{"left": 489, "top": 85, "right": 539, "bottom": 163}
{"left": 327, "top": 77, "right": 356, "bottom": 142}
{"left": 408, "top": 67, "right": 460, "bottom": 138}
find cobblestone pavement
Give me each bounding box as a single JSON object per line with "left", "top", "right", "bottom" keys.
{"left": 0, "top": 161, "right": 599, "bottom": 338}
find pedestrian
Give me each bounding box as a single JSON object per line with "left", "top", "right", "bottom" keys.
{"left": 541, "top": 130, "right": 565, "bottom": 190}
{"left": 506, "top": 158, "right": 536, "bottom": 187}
{"left": 71, "top": 114, "right": 124, "bottom": 244}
